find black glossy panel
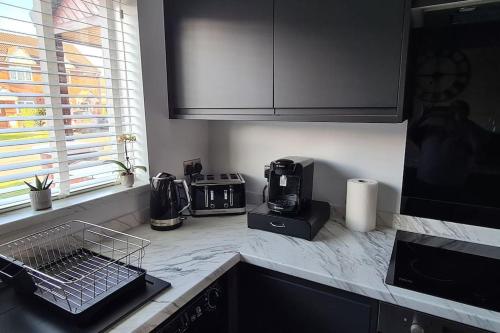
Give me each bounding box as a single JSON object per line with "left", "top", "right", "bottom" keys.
{"left": 402, "top": 10, "right": 500, "bottom": 228}
{"left": 386, "top": 231, "right": 500, "bottom": 312}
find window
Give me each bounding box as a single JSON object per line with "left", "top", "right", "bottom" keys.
{"left": 0, "top": 0, "right": 147, "bottom": 211}
{"left": 9, "top": 66, "right": 33, "bottom": 81}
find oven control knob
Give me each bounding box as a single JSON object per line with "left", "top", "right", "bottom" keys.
{"left": 410, "top": 324, "right": 424, "bottom": 333}
{"left": 411, "top": 313, "right": 424, "bottom": 333}
{"left": 206, "top": 287, "right": 221, "bottom": 310}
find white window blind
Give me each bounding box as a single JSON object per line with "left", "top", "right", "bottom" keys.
{"left": 0, "top": 0, "right": 146, "bottom": 210}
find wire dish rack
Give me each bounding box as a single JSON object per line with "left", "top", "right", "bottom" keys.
{"left": 0, "top": 220, "right": 150, "bottom": 317}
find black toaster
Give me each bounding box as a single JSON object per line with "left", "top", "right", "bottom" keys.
{"left": 190, "top": 173, "right": 246, "bottom": 216}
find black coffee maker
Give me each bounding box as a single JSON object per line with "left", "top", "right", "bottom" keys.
{"left": 248, "top": 157, "right": 330, "bottom": 241}
{"left": 266, "top": 157, "right": 314, "bottom": 215}
{"left": 150, "top": 173, "right": 191, "bottom": 231}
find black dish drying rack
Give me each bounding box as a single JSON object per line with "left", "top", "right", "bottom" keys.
{"left": 0, "top": 220, "right": 150, "bottom": 321}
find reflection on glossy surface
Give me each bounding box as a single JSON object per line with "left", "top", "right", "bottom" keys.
{"left": 402, "top": 15, "right": 500, "bottom": 228}
{"left": 386, "top": 231, "right": 500, "bottom": 312}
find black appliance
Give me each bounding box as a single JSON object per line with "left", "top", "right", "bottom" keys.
{"left": 402, "top": 1, "right": 500, "bottom": 228}
{"left": 150, "top": 173, "right": 191, "bottom": 230}
{"left": 248, "top": 158, "right": 330, "bottom": 240}
{"left": 386, "top": 230, "right": 500, "bottom": 313}
{"left": 190, "top": 173, "right": 246, "bottom": 216}
{"left": 154, "top": 278, "right": 228, "bottom": 333}
{"left": 378, "top": 302, "right": 489, "bottom": 333}
{"left": 0, "top": 274, "right": 170, "bottom": 333}
{"left": 266, "top": 157, "right": 314, "bottom": 215}
{"left": 248, "top": 200, "right": 330, "bottom": 241}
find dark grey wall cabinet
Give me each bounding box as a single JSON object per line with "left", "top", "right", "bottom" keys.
{"left": 237, "top": 264, "right": 379, "bottom": 333}
{"left": 274, "top": 0, "right": 408, "bottom": 122}
{"left": 164, "top": 0, "right": 274, "bottom": 116}
{"left": 164, "top": 0, "right": 410, "bottom": 122}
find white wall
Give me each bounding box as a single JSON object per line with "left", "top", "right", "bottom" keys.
{"left": 208, "top": 121, "right": 408, "bottom": 213}
{"left": 138, "top": 0, "right": 209, "bottom": 178}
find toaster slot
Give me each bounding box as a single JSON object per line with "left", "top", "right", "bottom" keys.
{"left": 230, "top": 186, "right": 234, "bottom": 207}
{"left": 204, "top": 186, "right": 209, "bottom": 208}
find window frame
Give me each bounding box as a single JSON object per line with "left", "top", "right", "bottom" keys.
{"left": 0, "top": 0, "right": 148, "bottom": 213}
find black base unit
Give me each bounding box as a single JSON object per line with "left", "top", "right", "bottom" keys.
{"left": 247, "top": 200, "right": 330, "bottom": 240}
{"left": 378, "top": 302, "right": 490, "bottom": 333}
{"left": 154, "top": 268, "right": 236, "bottom": 333}
{"left": 386, "top": 230, "right": 500, "bottom": 313}
{"left": 237, "top": 263, "right": 379, "bottom": 333}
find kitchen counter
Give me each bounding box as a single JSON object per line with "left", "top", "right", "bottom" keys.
{"left": 109, "top": 212, "right": 500, "bottom": 333}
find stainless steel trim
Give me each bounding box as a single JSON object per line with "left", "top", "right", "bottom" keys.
{"left": 191, "top": 207, "right": 246, "bottom": 216}
{"left": 151, "top": 217, "right": 181, "bottom": 227}
{"left": 191, "top": 172, "right": 246, "bottom": 185}
{"left": 204, "top": 186, "right": 209, "bottom": 208}
{"left": 229, "top": 186, "right": 234, "bottom": 207}
{"left": 175, "top": 179, "right": 191, "bottom": 213}
{"left": 412, "top": 0, "right": 498, "bottom": 10}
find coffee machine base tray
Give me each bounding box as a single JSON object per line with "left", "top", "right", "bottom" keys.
{"left": 247, "top": 200, "right": 330, "bottom": 241}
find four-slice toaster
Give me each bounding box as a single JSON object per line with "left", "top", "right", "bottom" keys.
{"left": 190, "top": 173, "right": 246, "bottom": 216}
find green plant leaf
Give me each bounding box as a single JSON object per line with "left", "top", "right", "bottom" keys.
{"left": 35, "top": 175, "right": 42, "bottom": 190}
{"left": 43, "top": 180, "right": 53, "bottom": 190}
{"left": 104, "top": 160, "right": 129, "bottom": 172}
{"left": 41, "top": 174, "right": 48, "bottom": 189}
{"left": 24, "top": 181, "right": 38, "bottom": 191}
{"left": 134, "top": 166, "right": 147, "bottom": 172}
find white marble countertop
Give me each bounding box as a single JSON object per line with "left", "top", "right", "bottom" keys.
{"left": 109, "top": 212, "right": 500, "bottom": 333}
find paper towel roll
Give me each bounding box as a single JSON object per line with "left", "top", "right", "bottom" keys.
{"left": 345, "top": 179, "right": 378, "bottom": 232}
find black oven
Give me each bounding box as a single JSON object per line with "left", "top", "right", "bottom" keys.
{"left": 401, "top": 1, "right": 500, "bottom": 228}
{"left": 153, "top": 276, "right": 230, "bottom": 333}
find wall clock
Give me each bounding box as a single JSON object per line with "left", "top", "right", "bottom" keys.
{"left": 415, "top": 49, "right": 471, "bottom": 103}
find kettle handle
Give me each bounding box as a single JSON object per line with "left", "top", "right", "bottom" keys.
{"left": 174, "top": 179, "right": 191, "bottom": 213}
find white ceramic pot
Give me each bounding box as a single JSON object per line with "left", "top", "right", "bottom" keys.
{"left": 29, "top": 188, "right": 52, "bottom": 211}
{"left": 120, "top": 173, "right": 135, "bottom": 187}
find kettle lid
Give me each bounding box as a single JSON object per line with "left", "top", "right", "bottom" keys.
{"left": 152, "top": 172, "right": 176, "bottom": 181}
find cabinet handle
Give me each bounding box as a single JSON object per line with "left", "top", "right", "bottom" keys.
{"left": 270, "top": 221, "right": 285, "bottom": 228}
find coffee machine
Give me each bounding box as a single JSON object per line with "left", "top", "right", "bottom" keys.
{"left": 248, "top": 157, "right": 330, "bottom": 241}
{"left": 266, "top": 157, "right": 314, "bottom": 215}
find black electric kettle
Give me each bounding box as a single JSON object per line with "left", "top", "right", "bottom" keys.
{"left": 150, "top": 173, "right": 191, "bottom": 231}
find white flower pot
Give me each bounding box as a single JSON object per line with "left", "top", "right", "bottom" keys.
{"left": 120, "top": 173, "right": 135, "bottom": 187}
{"left": 29, "top": 188, "right": 52, "bottom": 211}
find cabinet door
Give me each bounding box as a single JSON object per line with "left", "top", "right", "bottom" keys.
{"left": 164, "top": 0, "right": 274, "bottom": 112}
{"left": 238, "top": 263, "right": 378, "bottom": 333}
{"left": 274, "top": 0, "right": 407, "bottom": 115}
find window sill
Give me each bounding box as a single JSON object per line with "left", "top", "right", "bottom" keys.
{"left": 0, "top": 180, "right": 149, "bottom": 236}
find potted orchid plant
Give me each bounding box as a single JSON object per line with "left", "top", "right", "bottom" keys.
{"left": 105, "top": 134, "right": 147, "bottom": 188}
{"left": 24, "top": 174, "right": 53, "bottom": 211}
